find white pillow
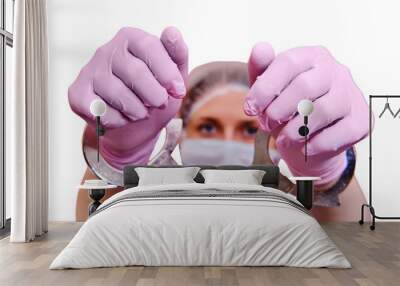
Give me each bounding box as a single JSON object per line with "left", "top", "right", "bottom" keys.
{"left": 200, "top": 169, "right": 266, "bottom": 185}
{"left": 135, "top": 167, "right": 200, "bottom": 186}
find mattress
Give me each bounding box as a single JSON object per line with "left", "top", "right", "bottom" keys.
{"left": 50, "top": 183, "right": 350, "bottom": 269}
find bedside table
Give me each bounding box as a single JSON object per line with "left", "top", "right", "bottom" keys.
{"left": 77, "top": 184, "right": 117, "bottom": 215}
{"left": 289, "top": 177, "right": 321, "bottom": 210}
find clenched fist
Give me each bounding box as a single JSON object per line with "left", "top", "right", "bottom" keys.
{"left": 68, "top": 26, "right": 188, "bottom": 169}
{"left": 244, "top": 43, "right": 369, "bottom": 186}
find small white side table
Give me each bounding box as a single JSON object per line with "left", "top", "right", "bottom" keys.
{"left": 78, "top": 184, "right": 117, "bottom": 215}
{"left": 289, "top": 177, "right": 321, "bottom": 210}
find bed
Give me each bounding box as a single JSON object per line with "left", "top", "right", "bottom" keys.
{"left": 50, "top": 165, "right": 350, "bottom": 269}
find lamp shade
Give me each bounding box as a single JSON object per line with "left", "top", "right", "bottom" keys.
{"left": 90, "top": 99, "right": 106, "bottom": 117}
{"left": 297, "top": 99, "right": 314, "bottom": 116}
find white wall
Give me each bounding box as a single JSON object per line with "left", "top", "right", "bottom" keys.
{"left": 48, "top": 0, "right": 400, "bottom": 221}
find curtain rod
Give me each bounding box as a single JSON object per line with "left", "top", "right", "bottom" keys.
{"left": 370, "top": 95, "right": 400, "bottom": 98}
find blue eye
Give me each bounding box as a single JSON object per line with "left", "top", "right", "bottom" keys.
{"left": 199, "top": 123, "right": 216, "bottom": 134}
{"left": 244, "top": 126, "right": 258, "bottom": 136}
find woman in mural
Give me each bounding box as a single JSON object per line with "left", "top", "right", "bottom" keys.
{"left": 70, "top": 26, "right": 369, "bottom": 221}
{"left": 180, "top": 62, "right": 259, "bottom": 166}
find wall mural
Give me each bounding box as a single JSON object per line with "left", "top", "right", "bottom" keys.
{"left": 69, "top": 27, "right": 369, "bottom": 222}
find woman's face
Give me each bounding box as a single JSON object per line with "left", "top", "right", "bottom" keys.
{"left": 184, "top": 90, "right": 259, "bottom": 144}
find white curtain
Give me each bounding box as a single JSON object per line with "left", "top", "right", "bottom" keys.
{"left": 10, "top": 0, "right": 48, "bottom": 242}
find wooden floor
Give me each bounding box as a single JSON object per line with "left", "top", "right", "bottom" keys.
{"left": 0, "top": 222, "right": 399, "bottom": 286}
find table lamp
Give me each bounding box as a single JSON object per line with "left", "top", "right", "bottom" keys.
{"left": 297, "top": 99, "right": 314, "bottom": 162}
{"left": 90, "top": 99, "right": 107, "bottom": 162}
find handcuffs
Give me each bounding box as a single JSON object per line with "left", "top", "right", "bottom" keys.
{"left": 82, "top": 120, "right": 355, "bottom": 207}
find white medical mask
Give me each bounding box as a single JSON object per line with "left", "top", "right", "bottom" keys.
{"left": 180, "top": 139, "right": 254, "bottom": 165}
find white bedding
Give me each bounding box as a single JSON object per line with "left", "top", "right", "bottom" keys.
{"left": 50, "top": 183, "right": 350, "bottom": 269}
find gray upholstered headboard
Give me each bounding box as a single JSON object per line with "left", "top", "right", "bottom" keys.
{"left": 123, "top": 165, "right": 280, "bottom": 189}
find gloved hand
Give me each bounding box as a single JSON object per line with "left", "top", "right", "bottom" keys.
{"left": 68, "top": 26, "right": 188, "bottom": 169}
{"left": 244, "top": 43, "right": 369, "bottom": 186}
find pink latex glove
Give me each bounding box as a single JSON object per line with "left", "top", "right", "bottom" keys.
{"left": 244, "top": 43, "right": 369, "bottom": 186}
{"left": 68, "top": 26, "right": 188, "bottom": 169}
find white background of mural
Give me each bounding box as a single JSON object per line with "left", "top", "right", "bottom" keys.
{"left": 47, "top": 0, "right": 399, "bottom": 220}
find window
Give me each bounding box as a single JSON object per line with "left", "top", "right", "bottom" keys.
{"left": 0, "top": 0, "right": 14, "bottom": 235}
